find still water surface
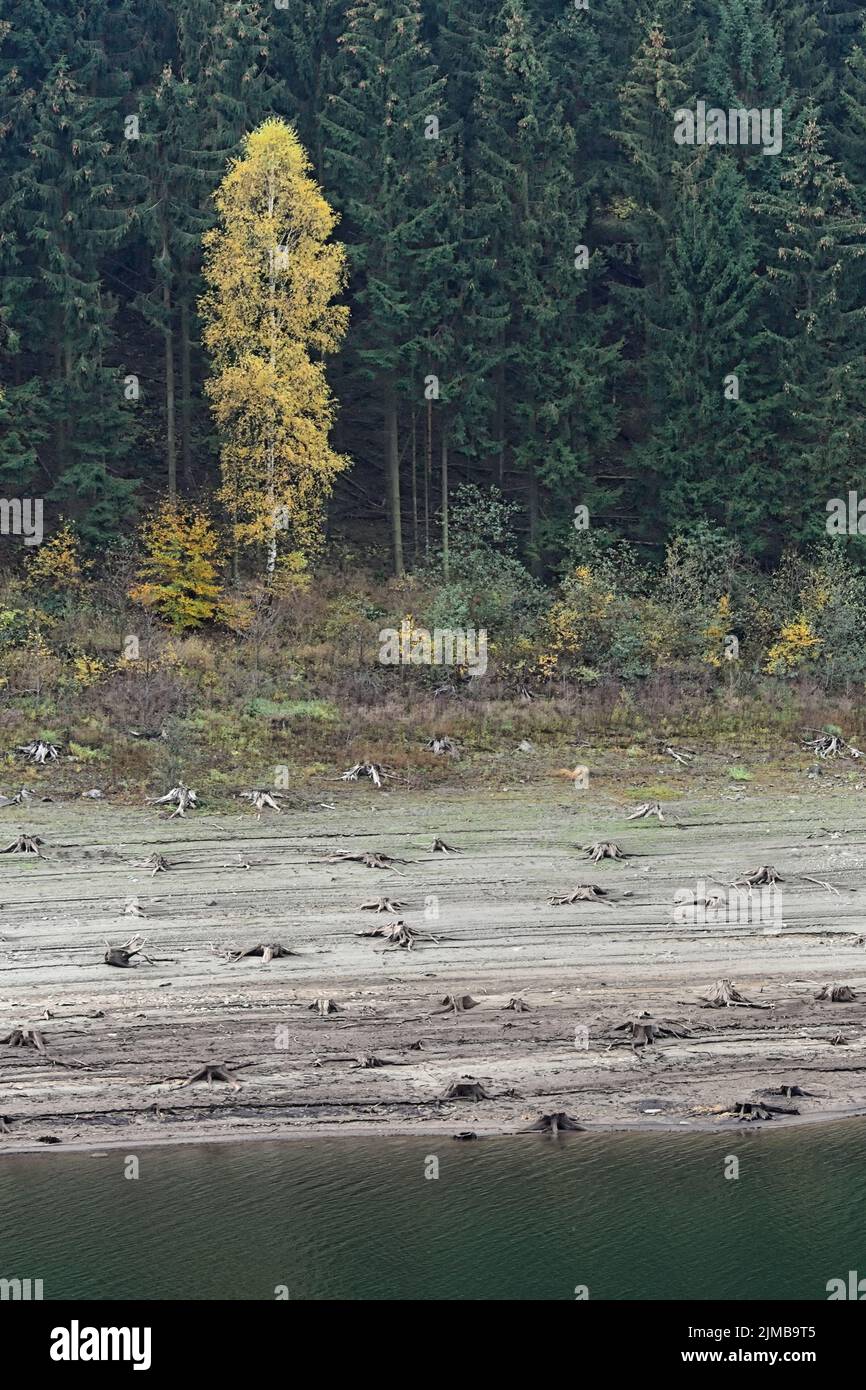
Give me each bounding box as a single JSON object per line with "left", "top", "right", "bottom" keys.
{"left": 1, "top": 1123, "right": 864, "bottom": 1300}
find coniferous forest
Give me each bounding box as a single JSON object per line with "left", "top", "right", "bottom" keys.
{"left": 4, "top": 1, "right": 866, "bottom": 718}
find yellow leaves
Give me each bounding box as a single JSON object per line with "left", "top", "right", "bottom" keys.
{"left": 129, "top": 501, "right": 226, "bottom": 632}
{"left": 200, "top": 118, "right": 349, "bottom": 573}
{"left": 71, "top": 654, "right": 105, "bottom": 687}
{"left": 765, "top": 615, "right": 823, "bottom": 675}
{"left": 702, "top": 594, "right": 732, "bottom": 668}
{"left": 28, "top": 521, "right": 82, "bottom": 588}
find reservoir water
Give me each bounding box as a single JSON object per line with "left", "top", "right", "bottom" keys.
{"left": 2, "top": 1122, "right": 864, "bottom": 1300}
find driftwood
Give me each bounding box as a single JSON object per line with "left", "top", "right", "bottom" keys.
{"left": 433, "top": 994, "right": 479, "bottom": 1015}
{"left": 699, "top": 978, "right": 772, "bottom": 1009}
{"left": 340, "top": 762, "right": 388, "bottom": 788}
{"left": 326, "top": 850, "right": 408, "bottom": 873}
{"left": 549, "top": 884, "right": 613, "bottom": 906}
{"left": 523, "top": 1112, "right": 584, "bottom": 1135}
{"left": 734, "top": 865, "right": 783, "bottom": 887}
{"left": 815, "top": 983, "right": 856, "bottom": 1002}
{"left": 356, "top": 919, "right": 437, "bottom": 951}
{"left": 18, "top": 740, "right": 60, "bottom": 764}
{"left": 211, "top": 942, "right": 296, "bottom": 964}
{"left": 360, "top": 897, "right": 406, "bottom": 913}
{"left": 0, "top": 833, "right": 43, "bottom": 856}
{"left": 442, "top": 1078, "right": 491, "bottom": 1101}
{"left": 180, "top": 1064, "right": 240, "bottom": 1090}
{"left": 104, "top": 934, "right": 153, "bottom": 967}
{"left": 150, "top": 783, "right": 198, "bottom": 818}
{"left": 432, "top": 837, "right": 461, "bottom": 854}
{"left": 627, "top": 802, "right": 664, "bottom": 822}
{"left": 310, "top": 997, "right": 341, "bottom": 1016}
{"left": 802, "top": 730, "right": 862, "bottom": 759}
{"left": 503, "top": 997, "right": 531, "bottom": 1012}
{"left": 1, "top": 1028, "right": 47, "bottom": 1052}
{"left": 582, "top": 841, "right": 627, "bottom": 863}
{"left": 239, "top": 789, "right": 283, "bottom": 813}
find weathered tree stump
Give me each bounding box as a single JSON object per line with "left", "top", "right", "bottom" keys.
{"left": 627, "top": 802, "right": 664, "bottom": 821}
{"left": 150, "top": 784, "right": 198, "bottom": 818}
{"left": 310, "top": 997, "right": 341, "bottom": 1016}
{"left": 104, "top": 934, "right": 153, "bottom": 968}
{"left": 549, "top": 884, "right": 612, "bottom": 905}
{"left": 340, "top": 762, "right": 388, "bottom": 788}
{"left": 503, "top": 997, "right": 531, "bottom": 1012}
{"left": 734, "top": 864, "right": 783, "bottom": 887}
{"left": 442, "top": 1078, "right": 491, "bottom": 1101}
{"left": 582, "top": 841, "right": 627, "bottom": 863}
{"left": 523, "top": 1112, "right": 584, "bottom": 1135}
{"left": 360, "top": 897, "right": 406, "bottom": 913}
{"left": 1, "top": 1028, "right": 47, "bottom": 1052}
{"left": 815, "top": 983, "right": 856, "bottom": 1002}
{"left": 433, "top": 994, "right": 478, "bottom": 1015}
{"left": 17, "top": 740, "right": 60, "bottom": 764}
{"left": 240, "top": 789, "right": 283, "bottom": 813}
{"left": 432, "top": 837, "right": 461, "bottom": 854}
{"left": 0, "top": 833, "right": 43, "bottom": 856}
{"left": 699, "top": 978, "right": 771, "bottom": 1009}
{"left": 181, "top": 1064, "right": 240, "bottom": 1090}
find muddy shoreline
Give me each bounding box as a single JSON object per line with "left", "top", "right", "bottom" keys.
{"left": 2, "top": 780, "right": 865, "bottom": 1153}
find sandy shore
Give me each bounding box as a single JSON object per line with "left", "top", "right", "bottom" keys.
{"left": 2, "top": 778, "right": 865, "bottom": 1152}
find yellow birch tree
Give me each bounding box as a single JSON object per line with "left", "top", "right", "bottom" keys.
{"left": 199, "top": 118, "right": 349, "bottom": 576}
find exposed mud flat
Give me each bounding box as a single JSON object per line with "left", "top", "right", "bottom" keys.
{"left": 1, "top": 784, "right": 865, "bottom": 1151}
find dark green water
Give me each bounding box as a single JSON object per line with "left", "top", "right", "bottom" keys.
{"left": 2, "top": 1123, "right": 864, "bottom": 1300}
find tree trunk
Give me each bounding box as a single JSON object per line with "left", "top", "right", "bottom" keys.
{"left": 411, "top": 411, "right": 418, "bottom": 566}
{"left": 441, "top": 420, "right": 450, "bottom": 583}
{"left": 528, "top": 455, "right": 541, "bottom": 577}
{"left": 385, "top": 380, "right": 404, "bottom": 576}
{"left": 180, "top": 297, "right": 194, "bottom": 491}
{"left": 425, "top": 397, "right": 432, "bottom": 559}
{"left": 163, "top": 274, "right": 176, "bottom": 499}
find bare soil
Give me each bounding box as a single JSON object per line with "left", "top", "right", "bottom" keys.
{"left": 1, "top": 779, "right": 864, "bottom": 1151}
